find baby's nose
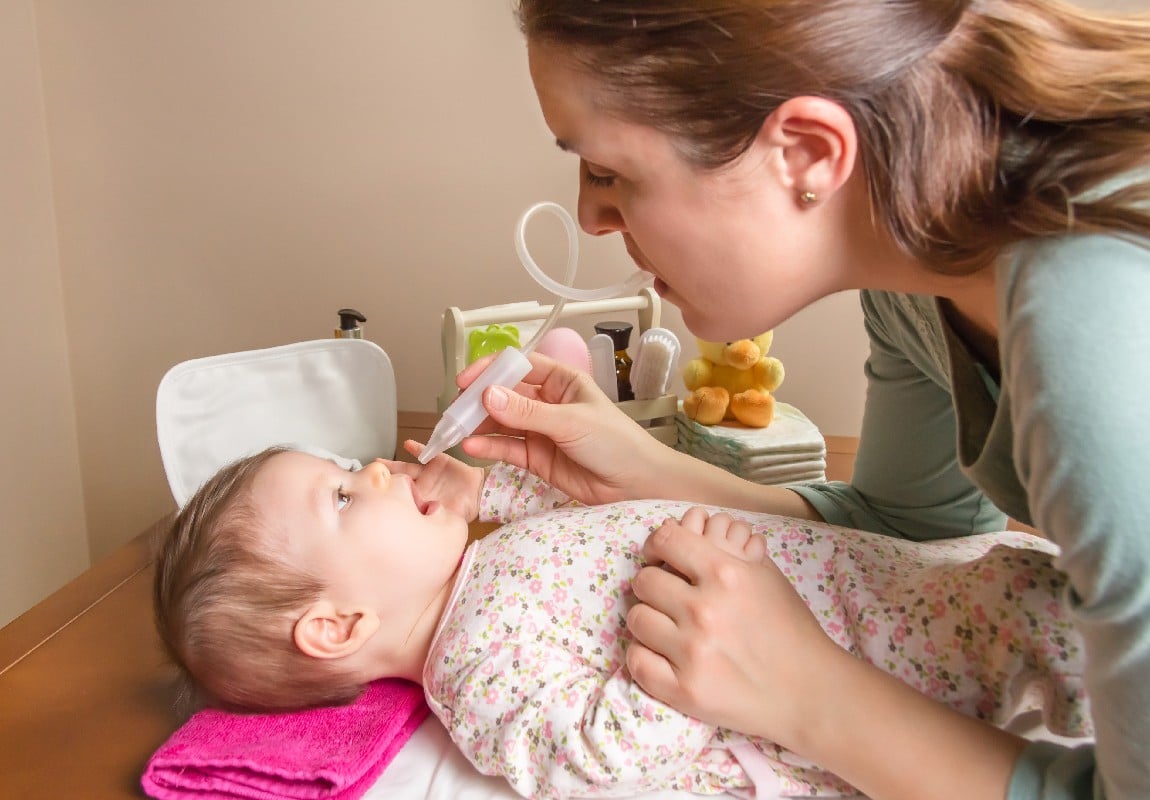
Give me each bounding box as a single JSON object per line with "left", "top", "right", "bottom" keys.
{"left": 366, "top": 459, "right": 390, "bottom": 489}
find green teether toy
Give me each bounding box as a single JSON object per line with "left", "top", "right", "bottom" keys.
{"left": 468, "top": 324, "right": 521, "bottom": 363}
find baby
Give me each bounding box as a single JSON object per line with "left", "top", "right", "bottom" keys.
{"left": 154, "top": 446, "right": 1090, "bottom": 799}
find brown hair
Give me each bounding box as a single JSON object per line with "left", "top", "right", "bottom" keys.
{"left": 153, "top": 447, "right": 364, "bottom": 712}
{"left": 517, "top": 0, "right": 1150, "bottom": 273}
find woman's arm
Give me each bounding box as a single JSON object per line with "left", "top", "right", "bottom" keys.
{"left": 792, "top": 291, "right": 1007, "bottom": 540}
{"left": 1002, "top": 234, "right": 1150, "bottom": 799}
{"left": 458, "top": 351, "right": 822, "bottom": 518}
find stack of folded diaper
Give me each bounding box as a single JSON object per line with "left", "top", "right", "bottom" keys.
{"left": 675, "top": 402, "right": 827, "bottom": 485}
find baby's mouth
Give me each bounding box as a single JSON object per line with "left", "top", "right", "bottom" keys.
{"left": 410, "top": 484, "right": 432, "bottom": 515}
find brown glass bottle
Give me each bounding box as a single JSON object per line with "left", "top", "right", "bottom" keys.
{"left": 594, "top": 321, "right": 634, "bottom": 401}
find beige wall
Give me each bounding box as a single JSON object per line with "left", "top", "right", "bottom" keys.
{"left": 11, "top": 0, "right": 1138, "bottom": 623}
{"left": 1, "top": 0, "right": 89, "bottom": 627}
{"left": 24, "top": 0, "right": 867, "bottom": 577}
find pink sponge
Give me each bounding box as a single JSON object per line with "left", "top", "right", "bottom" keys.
{"left": 535, "top": 327, "right": 592, "bottom": 374}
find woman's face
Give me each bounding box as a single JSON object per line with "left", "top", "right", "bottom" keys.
{"left": 527, "top": 40, "right": 849, "bottom": 339}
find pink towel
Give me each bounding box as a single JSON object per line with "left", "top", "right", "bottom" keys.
{"left": 141, "top": 679, "right": 429, "bottom": 800}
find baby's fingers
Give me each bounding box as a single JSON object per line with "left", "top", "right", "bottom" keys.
{"left": 676, "top": 507, "right": 710, "bottom": 536}
{"left": 384, "top": 458, "right": 424, "bottom": 480}
{"left": 401, "top": 439, "right": 427, "bottom": 460}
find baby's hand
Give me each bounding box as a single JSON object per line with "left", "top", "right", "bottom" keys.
{"left": 674, "top": 506, "right": 766, "bottom": 563}
{"left": 383, "top": 440, "right": 484, "bottom": 522}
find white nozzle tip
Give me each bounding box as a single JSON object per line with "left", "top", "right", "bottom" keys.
{"left": 419, "top": 417, "right": 465, "bottom": 464}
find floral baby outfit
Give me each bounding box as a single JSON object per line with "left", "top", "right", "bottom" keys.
{"left": 422, "top": 464, "right": 1089, "bottom": 799}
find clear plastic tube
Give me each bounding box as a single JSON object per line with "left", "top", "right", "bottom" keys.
{"left": 515, "top": 202, "right": 651, "bottom": 307}
{"left": 419, "top": 201, "right": 649, "bottom": 464}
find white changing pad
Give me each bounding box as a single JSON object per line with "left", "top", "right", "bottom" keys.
{"left": 367, "top": 716, "right": 753, "bottom": 800}
{"left": 368, "top": 714, "right": 1073, "bottom": 800}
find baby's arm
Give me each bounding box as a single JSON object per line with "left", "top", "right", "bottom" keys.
{"left": 478, "top": 462, "right": 575, "bottom": 524}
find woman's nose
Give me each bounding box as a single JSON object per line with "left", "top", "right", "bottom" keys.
{"left": 577, "top": 185, "right": 626, "bottom": 236}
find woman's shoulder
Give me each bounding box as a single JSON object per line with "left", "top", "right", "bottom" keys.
{"left": 1004, "top": 233, "right": 1150, "bottom": 295}
{"left": 998, "top": 232, "right": 1150, "bottom": 464}
{"left": 1000, "top": 233, "right": 1150, "bottom": 333}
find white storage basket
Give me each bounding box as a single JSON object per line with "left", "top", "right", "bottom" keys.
{"left": 438, "top": 287, "right": 678, "bottom": 452}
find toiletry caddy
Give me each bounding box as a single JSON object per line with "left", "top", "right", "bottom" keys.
{"left": 438, "top": 287, "right": 678, "bottom": 454}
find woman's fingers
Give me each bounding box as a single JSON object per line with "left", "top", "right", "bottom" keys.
{"left": 630, "top": 561, "right": 696, "bottom": 624}
{"left": 460, "top": 429, "right": 529, "bottom": 469}
{"left": 624, "top": 603, "right": 684, "bottom": 702}
{"left": 640, "top": 522, "right": 723, "bottom": 586}
{"left": 626, "top": 559, "right": 730, "bottom": 711}
{"left": 456, "top": 351, "right": 589, "bottom": 405}
{"left": 743, "top": 532, "right": 767, "bottom": 562}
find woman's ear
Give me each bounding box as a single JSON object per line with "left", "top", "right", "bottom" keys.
{"left": 757, "top": 96, "right": 857, "bottom": 207}
{"left": 293, "top": 600, "right": 381, "bottom": 660}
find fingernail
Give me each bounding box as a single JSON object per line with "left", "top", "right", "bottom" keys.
{"left": 486, "top": 386, "right": 508, "bottom": 411}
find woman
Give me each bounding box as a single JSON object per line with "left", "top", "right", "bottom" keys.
{"left": 452, "top": 2, "right": 1150, "bottom": 798}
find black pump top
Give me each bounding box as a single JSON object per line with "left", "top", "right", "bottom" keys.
{"left": 594, "top": 320, "right": 633, "bottom": 351}
{"left": 338, "top": 308, "right": 367, "bottom": 331}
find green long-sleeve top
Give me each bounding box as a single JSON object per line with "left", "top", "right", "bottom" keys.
{"left": 791, "top": 233, "right": 1150, "bottom": 799}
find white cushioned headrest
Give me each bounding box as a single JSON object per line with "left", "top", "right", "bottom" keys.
{"left": 156, "top": 338, "right": 396, "bottom": 507}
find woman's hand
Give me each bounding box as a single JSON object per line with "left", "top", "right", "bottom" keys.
{"left": 457, "top": 351, "right": 675, "bottom": 505}
{"left": 628, "top": 518, "right": 1031, "bottom": 800}
{"left": 384, "top": 440, "right": 485, "bottom": 522}
{"left": 625, "top": 519, "right": 835, "bottom": 747}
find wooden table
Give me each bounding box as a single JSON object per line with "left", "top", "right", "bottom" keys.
{"left": 0, "top": 524, "right": 174, "bottom": 799}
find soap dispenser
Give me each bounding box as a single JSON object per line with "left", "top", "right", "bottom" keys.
{"left": 335, "top": 308, "right": 367, "bottom": 339}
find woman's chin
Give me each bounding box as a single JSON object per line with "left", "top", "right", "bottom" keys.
{"left": 682, "top": 309, "right": 766, "bottom": 341}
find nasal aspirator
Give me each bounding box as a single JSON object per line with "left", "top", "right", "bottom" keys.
{"left": 418, "top": 201, "right": 650, "bottom": 464}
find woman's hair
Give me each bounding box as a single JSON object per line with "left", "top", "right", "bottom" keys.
{"left": 153, "top": 447, "right": 364, "bottom": 712}
{"left": 517, "top": 0, "right": 1150, "bottom": 273}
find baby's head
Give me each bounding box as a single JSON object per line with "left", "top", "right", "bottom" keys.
{"left": 154, "top": 447, "right": 469, "bottom": 711}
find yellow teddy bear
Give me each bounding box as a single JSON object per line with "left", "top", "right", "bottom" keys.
{"left": 682, "top": 332, "right": 785, "bottom": 427}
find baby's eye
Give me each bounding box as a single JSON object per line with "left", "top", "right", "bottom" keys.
{"left": 336, "top": 485, "right": 351, "bottom": 512}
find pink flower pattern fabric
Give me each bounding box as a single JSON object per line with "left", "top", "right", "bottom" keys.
{"left": 423, "top": 465, "right": 1089, "bottom": 799}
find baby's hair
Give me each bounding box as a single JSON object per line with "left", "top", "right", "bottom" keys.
{"left": 153, "top": 446, "right": 365, "bottom": 712}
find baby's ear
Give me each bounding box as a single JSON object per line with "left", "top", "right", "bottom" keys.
{"left": 293, "top": 600, "right": 380, "bottom": 660}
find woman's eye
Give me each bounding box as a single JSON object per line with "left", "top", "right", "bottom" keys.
{"left": 581, "top": 160, "right": 615, "bottom": 188}
{"left": 336, "top": 486, "right": 351, "bottom": 511}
